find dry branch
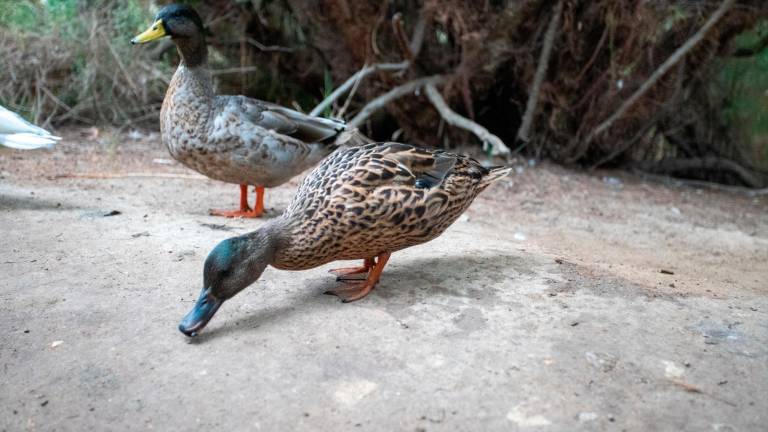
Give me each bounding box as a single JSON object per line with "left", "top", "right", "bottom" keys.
{"left": 210, "top": 66, "right": 261, "bottom": 76}
{"left": 244, "top": 37, "right": 295, "bottom": 53}
{"left": 409, "top": 12, "right": 428, "bottom": 58}
{"left": 348, "top": 75, "right": 445, "bottom": 128}
{"left": 310, "top": 62, "right": 410, "bottom": 117}
{"left": 633, "top": 156, "right": 764, "bottom": 188}
{"left": 392, "top": 13, "right": 414, "bottom": 60}
{"left": 50, "top": 172, "right": 209, "bottom": 180}
{"left": 424, "top": 83, "right": 511, "bottom": 158}
{"left": 310, "top": 13, "right": 428, "bottom": 118}
{"left": 635, "top": 171, "right": 768, "bottom": 197}
{"left": 516, "top": 0, "right": 563, "bottom": 144}
{"left": 570, "top": 0, "right": 737, "bottom": 162}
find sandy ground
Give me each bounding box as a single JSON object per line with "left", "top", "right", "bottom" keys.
{"left": 1, "top": 130, "right": 766, "bottom": 431}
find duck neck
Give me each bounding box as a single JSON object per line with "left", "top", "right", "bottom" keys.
{"left": 164, "top": 37, "right": 214, "bottom": 126}
{"left": 244, "top": 219, "right": 288, "bottom": 265}
{"left": 175, "top": 33, "right": 208, "bottom": 68}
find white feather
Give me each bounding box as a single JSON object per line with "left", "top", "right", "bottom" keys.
{"left": 0, "top": 133, "right": 60, "bottom": 149}
{"left": 0, "top": 105, "right": 60, "bottom": 150}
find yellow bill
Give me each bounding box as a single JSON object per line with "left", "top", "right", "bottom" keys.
{"left": 131, "top": 19, "right": 166, "bottom": 44}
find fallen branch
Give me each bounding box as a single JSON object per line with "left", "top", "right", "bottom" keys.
{"left": 409, "top": 12, "right": 428, "bottom": 58}
{"left": 589, "top": 112, "right": 663, "bottom": 169}
{"left": 633, "top": 170, "right": 768, "bottom": 197}
{"left": 348, "top": 75, "right": 444, "bottom": 128}
{"left": 633, "top": 156, "right": 764, "bottom": 188}
{"left": 567, "top": 0, "right": 736, "bottom": 162}
{"left": 335, "top": 67, "right": 365, "bottom": 118}
{"left": 310, "top": 13, "right": 428, "bottom": 118}
{"left": 309, "top": 62, "right": 409, "bottom": 117}
{"left": 666, "top": 379, "right": 737, "bottom": 407}
{"left": 392, "top": 13, "right": 414, "bottom": 60}
{"left": 244, "top": 37, "right": 295, "bottom": 53}
{"left": 210, "top": 66, "right": 261, "bottom": 76}
{"left": 50, "top": 172, "right": 209, "bottom": 180}
{"left": 424, "top": 83, "right": 511, "bottom": 158}
{"left": 516, "top": 0, "right": 563, "bottom": 144}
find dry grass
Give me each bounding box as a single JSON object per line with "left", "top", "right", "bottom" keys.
{"left": 0, "top": 2, "right": 172, "bottom": 128}
{"left": 1, "top": 0, "right": 765, "bottom": 186}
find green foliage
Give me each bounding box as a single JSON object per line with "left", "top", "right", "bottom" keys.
{"left": 0, "top": 0, "right": 172, "bottom": 125}
{"left": 717, "top": 21, "right": 768, "bottom": 169}
{"left": 0, "top": 0, "right": 38, "bottom": 29}
{"left": 0, "top": 0, "right": 77, "bottom": 34}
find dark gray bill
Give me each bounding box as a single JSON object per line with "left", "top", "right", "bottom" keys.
{"left": 178, "top": 287, "right": 222, "bottom": 337}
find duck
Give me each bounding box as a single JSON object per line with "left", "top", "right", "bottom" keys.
{"left": 0, "top": 105, "right": 60, "bottom": 150}
{"left": 178, "top": 142, "right": 511, "bottom": 336}
{"left": 131, "top": 4, "right": 360, "bottom": 218}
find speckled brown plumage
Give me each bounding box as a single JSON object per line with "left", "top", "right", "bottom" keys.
{"left": 270, "top": 142, "right": 512, "bottom": 270}
{"left": 178, "top": 141, "right": 512, "bottom": 335}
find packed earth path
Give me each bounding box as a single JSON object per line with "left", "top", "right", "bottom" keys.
{"left": 1, "top": 129, "right": 766, "bottom": 431}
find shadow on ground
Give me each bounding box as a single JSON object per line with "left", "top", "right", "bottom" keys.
{"left": 192, "top": 252, "right": 533, "bottom": 342}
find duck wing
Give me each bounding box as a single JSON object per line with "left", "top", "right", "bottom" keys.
{"left": 282, "top": 142, "right": 511, "bottom": 262}
{"left": 237, "top": 97, "right": 346, "bottom": 144}
{"left": 288, "top": 142, "right": 498, "bottom": 222}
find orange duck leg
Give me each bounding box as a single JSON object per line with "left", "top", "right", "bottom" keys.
{"left": 325, "top": 253, "right": 391, "bottom": 303}
{"left": 210, "top": 185, "right": 265, "bottom": 218}
{"left": 329, "top": 257, "right": 376, "bottom": 280}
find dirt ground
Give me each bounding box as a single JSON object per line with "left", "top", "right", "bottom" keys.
{"left": 1, "top": 129, "right": 766, "bottom": 431}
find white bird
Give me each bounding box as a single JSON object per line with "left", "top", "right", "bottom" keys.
{"left": 0, "top": 105, "right": 60, "bottom": 150}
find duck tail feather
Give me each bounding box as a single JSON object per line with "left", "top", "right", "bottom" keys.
{"left": 334, "top": 128, "right": 374, "bottom": 147}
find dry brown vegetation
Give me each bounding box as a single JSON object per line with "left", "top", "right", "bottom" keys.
{"left": 1, "top": 0, "right": 766, "bottom": 186}
{"left": 281, "top": 0, "right": 767, "bottom": 186}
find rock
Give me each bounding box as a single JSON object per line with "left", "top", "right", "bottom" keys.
{"left": 578, "top": 412, "right": 598, "bottom": 422}
{"left": 585, "top": 351, "right": 618, "bottom": 372}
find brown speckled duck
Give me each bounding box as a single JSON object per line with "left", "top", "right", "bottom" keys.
{"left": 178, "top": 142, "right": 511, "bottom": 336}
{"left": 131, "top": 4, "right": 354, "bottom": 217}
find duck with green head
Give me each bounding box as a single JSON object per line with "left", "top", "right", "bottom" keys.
{"left": 179, "top": 142, "right": 511, "bottom": 336}
{"left": 131, "top": 4, "right": 359, "bottom": 217}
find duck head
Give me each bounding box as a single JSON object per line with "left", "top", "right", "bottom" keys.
{"left": 131, "top": 4, "right": 205, "bottom": 44}
{"left": 131, "top": 4, "right": 208, "bottom": 66}
{"left": 179, "top": 228, "right": 278, "bottom": 337}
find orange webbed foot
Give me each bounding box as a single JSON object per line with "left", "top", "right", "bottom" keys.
{"left": 209, "top": 184, "right": 265, "bottom": 218}
{"left": 209, "top": 207, "right": 264, "bottom": 218}
{"left": 325, "top": 254, "right": 390, "bottom": 303}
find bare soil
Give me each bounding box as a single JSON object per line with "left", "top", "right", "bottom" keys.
{"left": 1, "top": 129, "right": 766, "bottom": 431}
